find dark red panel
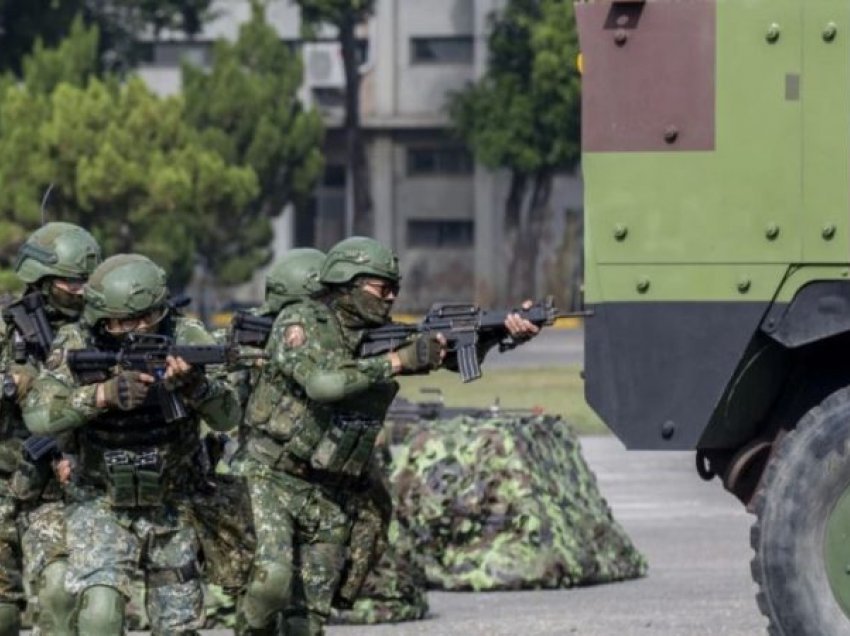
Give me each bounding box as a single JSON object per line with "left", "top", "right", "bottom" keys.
{"left": 576, "top": 1, "right": 716, "bottom": 152}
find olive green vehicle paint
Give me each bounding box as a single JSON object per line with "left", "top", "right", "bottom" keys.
{"left": 579, "top": 1, "right": 850, "bottom": 633}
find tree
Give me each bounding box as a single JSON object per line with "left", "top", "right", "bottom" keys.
{"left": 0, "top": 0, "right": 213, "bottom": 76}
{"left": 295, "top": 0, "right": 374, "bottom": 234}
{"left": 450, "top": 0, "right": 580, "bottom": 301}
{"left": 182, "top": 1, "right": 324, "bottom": 284}
{"left": 0, "top": 22, "right": 259, "bottom": 290}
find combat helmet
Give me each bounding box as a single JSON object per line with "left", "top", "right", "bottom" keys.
{"left": 264, "top": 248, "right": 325, "bottom": 313}
{"left": 15, "top": 222, "right": 101, "bottom": 284}
{"left": 83, "top": 254, "right": 168, "bottom": 325}
{"left": 320, "top": 237, "right": 400, "bottom": 286}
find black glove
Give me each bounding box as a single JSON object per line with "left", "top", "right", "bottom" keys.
{"left": 396, "top": 334, "right": 443, "bottom": 373}
{"left": 101, "top": 371, "right": 150, "bottom": 411}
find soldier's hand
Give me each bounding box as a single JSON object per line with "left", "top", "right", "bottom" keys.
{"left": 97, "top": 371, "right": 154, "bottom": 410}
{"left": 53, "top": 457, "right": 72, "bottom": 485}
{"left": 163, "top": 355, "right": 208, "bottom": 399}
{"left": 505, "top": 299, "right": 540, "bottom": 340}
{"left": 393, "top": 333, "right": 446, "bottom": 374}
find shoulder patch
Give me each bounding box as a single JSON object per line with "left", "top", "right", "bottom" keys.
{"left": 284, "top": 325, "right": 307, "bottom": 348}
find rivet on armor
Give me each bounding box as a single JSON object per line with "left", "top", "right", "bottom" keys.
{"left": 663, "top": 126, "right": 678, "bottom": 144}
{"left": 737, "top": 278, "right": 751, "bottom": 294}
{"left": 766, "top": 23, "right": 781, "bottom": 44}
{"left": 823, "top": 22, "right": 838, "bottom": 42}
{"left": 661, "top": 421, "right": 675, "bottom": 440}
{"left": 823, "top": 224, "right": 837, "bottom": 240}
{"left": 765, "top": 223, "right": 780, "bottom": 240}
{"left": 636, "top": 277, "right": 650, "bottom": 294}
{"left": 614, "top": 29, "right": 628, "bottom": 46}
{"left": 613, "top": 224, "right": 628, "bottom": 241}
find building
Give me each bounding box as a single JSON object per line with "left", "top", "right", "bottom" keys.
{"left": 138, "top": 0, "right": 583, "bottom": 311}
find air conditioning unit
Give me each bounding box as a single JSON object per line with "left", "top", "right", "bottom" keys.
{"left": 303, "top": 42, "right": 346, "bottom": 89}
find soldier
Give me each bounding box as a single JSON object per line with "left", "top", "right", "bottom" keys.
{"left": 225, "top": 248, "right": 326, "bottom": 412}
{"left": 234, "top": 236, "right": 538, "bottom": 636}
{"left": 0, "top": 222, "right": 101, "bottom": 636}
{"left": 22, "top": 254, "right": 242, "bottom": 635}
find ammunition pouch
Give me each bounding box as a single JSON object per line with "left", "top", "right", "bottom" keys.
{"left": 103, "top": 449, "right": 164, "bottom": 508}
{"left": 309, "top": 414, "right": 380, "bottom": 478}
{"left": 246, "top": 415, "right": 380, "bottom": 486}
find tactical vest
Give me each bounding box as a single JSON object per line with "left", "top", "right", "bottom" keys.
{"left": 245, "top": 300, "right": 398, "bottom": 482}
{"left": 75, "top": 322, "right": 204, "bottom": 507}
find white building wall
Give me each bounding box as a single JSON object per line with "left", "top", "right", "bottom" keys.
{"left": 135, "top": 0, "right": 583, "bottom": 310}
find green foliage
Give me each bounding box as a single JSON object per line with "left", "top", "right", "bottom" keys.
{"left": 0, "top": 25, "right": 258, "bottom": 290}
{"left": 449, "top": 0, "right": 580, "bottom": 175}
{"left": 0, "top": 1, "right": 213, "bottom": 76}
{"left": 296, "top": 0, "right": 374, "bottom": 28}
{"left": 182, "top": 2, "right": 324, "bottom": 284}
{"left": 20, "top": 16, "right": 99, "bottom": 95}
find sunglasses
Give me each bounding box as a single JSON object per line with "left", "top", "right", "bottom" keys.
{"left": 359, "top": 279, "right": 399, "bottom": 299}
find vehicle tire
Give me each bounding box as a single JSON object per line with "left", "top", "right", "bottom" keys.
{"left": 751, "top": 385, "right": 850, "bottom": 635}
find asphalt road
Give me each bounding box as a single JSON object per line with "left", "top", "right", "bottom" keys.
{"left": 194, "top": 436, "right": 767, "bottom": 636}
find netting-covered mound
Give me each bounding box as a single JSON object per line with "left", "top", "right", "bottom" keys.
{"left": 391, "top": 413, "right": 647, "bottom": 591}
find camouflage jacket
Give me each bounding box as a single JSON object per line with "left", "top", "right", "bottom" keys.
{"left": 243, "top": 298, "right": 398, "bottom": 479}
{"left": 0, "top": 293, "right": 75, "bottom": 496}
{"left": 22, "top": 316, "right": 241, "bottom": 495}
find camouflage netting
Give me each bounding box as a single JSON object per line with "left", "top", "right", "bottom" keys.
{"left": 391, "top": 413, "right": 648, "bottom": 591}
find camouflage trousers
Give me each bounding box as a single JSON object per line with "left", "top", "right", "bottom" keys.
{"left": 233, "top": 455, "right": 351, "bottom": 636}
{"left": 65, "top": 495, "right": 204, "bottom": 635}
{"left": 335, "top": 467, "right": 391, "bottom": 607}
{"left": 21, "top": 500, "right": 67, "bottom": 593}
{"left": 0, "top": 495, "right": 21, "bottom": 607}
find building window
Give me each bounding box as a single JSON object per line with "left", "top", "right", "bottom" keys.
{"left": 410, "top": 36, "right": 474, "bottom": 64}
{"left": 143, "top": 41, "right": 213, "bottom": 68}
{"left": 408, "top": 220, "right": 475, "bottom": 248}
{"left": 407, "top": 147, "right": 474, "bottom": 176}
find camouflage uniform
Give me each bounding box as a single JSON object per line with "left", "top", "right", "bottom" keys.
{"left": 233, "top": 237, "right": 445, "bottom": 636}
{"left": 23, "top": 254, "right": 242, "bottom": 635}
{"left": 0, "top": 222, "right": 101, "bottom": 636}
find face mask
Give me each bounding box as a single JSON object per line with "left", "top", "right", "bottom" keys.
{"left": 336, "top": 286, "right": 394, "bottom": 327}
{"left": 45, "top": 281, "right": 85, "bottom": 318}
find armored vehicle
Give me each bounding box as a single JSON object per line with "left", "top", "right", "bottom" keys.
{"left": 577, "top": 2, "right": 850, "bottom": 633}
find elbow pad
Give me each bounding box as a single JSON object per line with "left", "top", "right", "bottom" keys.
{"left": 304, "top": 371, "right": 370, "bottom": 403}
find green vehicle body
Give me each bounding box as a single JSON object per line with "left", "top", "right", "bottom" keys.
{"left": 579, "top": 0, "right": 849, "bottom": 455}
{"left": 578, "top": 1, "right": 850, "bottom": 632}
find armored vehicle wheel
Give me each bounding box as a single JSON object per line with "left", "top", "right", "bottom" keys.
{"left": 751, "top": 386, "right": 850, "bottom": 635}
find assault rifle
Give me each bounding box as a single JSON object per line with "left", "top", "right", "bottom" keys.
{"left": 360, "top": 297, "right": 568, "bottom": 383}
{"left": 231, "top": 298, "right": 577, "bottom": 382}
{"left": 68, "top": 333, "right": 265, "bottom": 423}
{"left": 2, "top": 292, "right": 54, "bottom": 363}
{"left": 230, "top": 311, "right": 273, "bottom": 348}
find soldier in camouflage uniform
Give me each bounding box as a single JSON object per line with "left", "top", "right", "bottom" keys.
{"left": 22, "top": 254, "right": 241, "bottom": 635}
{"left": 225, "top": 248, "right": 327, "bottom": 412}
{"left": 234, "top": 236, "right": 538, "bottom": 635}
{"left": 0, "top": 223, "right": 101, "bottom": 636}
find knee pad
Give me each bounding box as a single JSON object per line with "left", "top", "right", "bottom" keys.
{"left": 238, "top": 562, "right": 293, "bottom": 629}
{"left": 76, "top": 585, "right": 124, "bottom": 636}
{"left": 37, "top": 561, "right": 75, "bottom": 635}
{"left": 0, "top": 602, "right": 20, "bottom": 636}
